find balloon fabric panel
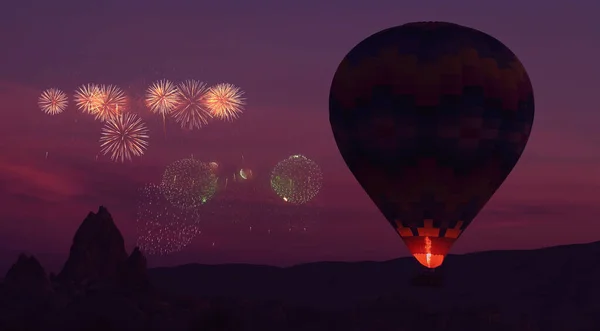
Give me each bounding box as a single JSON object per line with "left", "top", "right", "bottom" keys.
{"left": 329, "top": 22, "right": 534, "bottom": 268}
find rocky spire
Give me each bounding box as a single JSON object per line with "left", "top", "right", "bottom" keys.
{"left": 4, "top": 253, "right": 52, "bottom": 295}
{"left": 119, "top": 247, "right": 151, "bottom": 291}
{"left": 56, "top": 206, "right": 128, "bottom": 284}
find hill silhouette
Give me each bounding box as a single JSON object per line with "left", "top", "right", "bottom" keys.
{"left": 0, "top": 206, "right": 596, "bottom": 330}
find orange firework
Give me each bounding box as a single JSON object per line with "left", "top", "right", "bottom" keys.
{"left": 38, "top": 88, "right": 68, "bottom": 115}
{"left": 73, "top": 84, "right": 102, "bottom": 114}
{"left": 172, "top": 79, "right": 212, "bottom": 130}
{"left": 99, "top": 113, "right": 149, "bottom": 162}
{"left": 145, "top": 79, "right": 179, "bottom": 122}
{"left": 90, "top": 84, "right": 126, "bottom": 122}
{"left": 205, "top": 83, "right": 245, "bottom": 122}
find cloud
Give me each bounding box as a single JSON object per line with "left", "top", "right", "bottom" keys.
{"left": 483, "top": 203, "right": 570, "bottom": 218}
{"left": 0, "top": 160, "right": 84, "bottom": 202}
{"left": 522, "top": 127, "right": 600, "bottom": 164}
{"left": 477, "top": 201, "right": 600, "bottom": 229}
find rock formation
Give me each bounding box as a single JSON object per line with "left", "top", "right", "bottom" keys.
{"left": 0, "top": 205, "right": 596, "bottom": 330}
{"left": 4, "top": 254, "right": 52, "bottom": 295}
{"left": 56, "top": 206, "right": 128, "bottom": 284}
{"left": 119, "top": 247, "right": 150, "bottom": 292}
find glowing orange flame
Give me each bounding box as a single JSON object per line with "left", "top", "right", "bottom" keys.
{"left": 412, "top": 253, "right": 445, "bottom": 269}
{"left": 403, "top": 236, "right": 451, "bottom": 269}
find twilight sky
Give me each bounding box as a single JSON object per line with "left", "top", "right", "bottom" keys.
{"left": 0, "top": 0, "right": 599, "bottom": 273}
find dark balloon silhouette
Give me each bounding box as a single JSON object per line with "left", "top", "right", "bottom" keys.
{"left": 329, "top": 22, "right": 535, "bottom": 269}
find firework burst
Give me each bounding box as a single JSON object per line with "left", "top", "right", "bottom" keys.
{"left": 136, "top": 183, "right": 201, "bottom": 255}
{"left": 160, "top": 157, "right": 218, "bottom": 209}
{"left": 73, "top": 83, "right": 102, "bottom": 114}
{"left": 90, "top": 84, "right": 127, "bottom": 122}
{"left": 99, "top": 113, "right": 149, "bottom": 162}
{"left": 145, "top": 79, "right": 179, "bottom": 121}
{"left": 38, "top": 88, "right": 68, "bottom": 115}
{"left": 205, "top": 83, "right": 245, "bottom": 122}
{"left": 270, "top": 154, "right": 323, "bottom": 205}
{"left": 172, "top": 80, "right": 212, "bottom": 130}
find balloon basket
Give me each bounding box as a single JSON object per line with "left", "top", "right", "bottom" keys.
{"left": 410, "top": 268, "right": 444, "bottom": 287}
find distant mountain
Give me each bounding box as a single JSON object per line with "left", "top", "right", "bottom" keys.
{"left": 148, "top": 240, "right": 600, "bottom": 329}
{"left": 0, "top": 206, "right": 598, "bottom": 331}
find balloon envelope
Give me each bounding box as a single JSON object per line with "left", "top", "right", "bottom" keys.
{"left": 329, "top": 22, "right": 534, "bottom": 268}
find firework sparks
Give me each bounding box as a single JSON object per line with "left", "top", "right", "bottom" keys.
{"left": 73, "top": 84, "right": 102, "bottom": 114}
{"left": 38, "top": 88, "right": 68, "bottom": 115}
{"left": 205, "top": 83, "right": 245, "bottom": 122}
{"left": 99, "top": 113, "right": 149, "bottom": 162}
{"left": 145, "top": 79, "right": 179, "bottom": 121}
{"left": 271, "top": 154, "right": 323, "bottom": 205}
{"left": 238, "top": 168, "right": 253, "bottom": 180}
{"left": 160, "top": 157, "right": 218, "bottom": 209}
{"left": 172, "top": 80, "right": 212, "bottom": 130}
{"left": 90, "top": 84, "right": 127, "bottom": 122}
{"left": 136, "top": 183, "right": 201, "bottom": 255}
{"left": 202, "top": 198, "right": 320, "bottom": 234}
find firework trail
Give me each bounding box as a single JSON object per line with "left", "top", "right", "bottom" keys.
{"left": 145, "top": 79, "right": 179, "bottom": 134}
{"left": 38, "top": 88, "right": 68, "bottom": 115}
{"left": 172, "top": 79, "right": 212, "bottom": 130}
{"left": 73, "top": 84, "right": 102, "bottom": 114}
{"left": 205, "top": 83, "right": 245, "bottom": 122}
{"left": 99, "top": 112, "right": 149, "bottom": 162}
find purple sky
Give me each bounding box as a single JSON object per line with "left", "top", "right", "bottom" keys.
{"left": 0, "top": 0, "right": 599, "bottom": 272}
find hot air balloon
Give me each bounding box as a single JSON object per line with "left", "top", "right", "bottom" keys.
{"left": 329, "top": 22, "right": 534, "bottom": 270}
